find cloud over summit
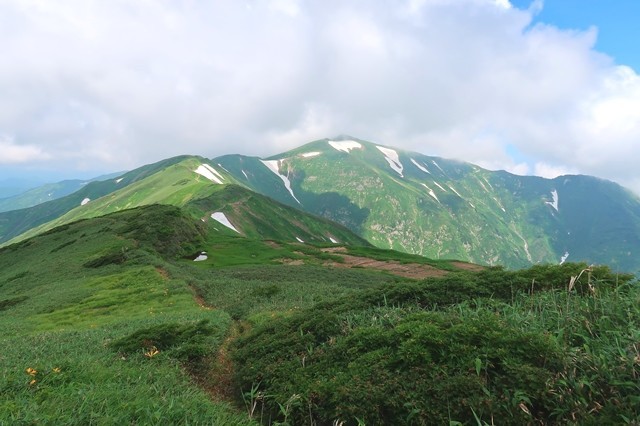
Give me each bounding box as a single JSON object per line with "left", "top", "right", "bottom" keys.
{"left": 1, "top": 0, "right": 639, "bottom": 192}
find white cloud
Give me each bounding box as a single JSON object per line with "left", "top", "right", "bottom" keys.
{"left": 0, "top": 0, "right": 639, "bottom": 193}
{"left": 0, "top": 136, "right": 47, "bottom": 164}
{"left": 533, "top": 162, "right": 578, "bottom": 179}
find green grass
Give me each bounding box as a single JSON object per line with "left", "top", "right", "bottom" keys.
{"left": 0, "top": 205, "right": 256, "bottom": 424}
{"left": 0, "top": 202, "right": 393, "bottom": 424}
{"left": 185, "top": 263, "right": 405, "bottom": 322}
{"left": 0, "top": 313, "right": 252, "bottom": 425}
{"left": 232, "top": 264, "right": 640, "bottom": 425}
{"left": 3, "top": 199, "right": 639, "bottom": 425}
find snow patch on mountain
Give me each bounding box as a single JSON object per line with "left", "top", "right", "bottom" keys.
{"left": 546, "top": 190, "right": 559, "bottom": 211}
{"left": 194, "top": 252, "right": 208, "bottom": 262}
{"left": 328, "top": 140, "right": 362, "bottom": 153}
{"left": 301, "top": 151, "right": 321, "bottom": 158}
{"left": 477, "top": 178, "right": 489, "bottom": 193}
{"left": 448, "top": 185, "right": 462, "bottom": 197}
{"left": 195, "top": 164, "right": 224, "bottom": 184}
{"left": 241, "top": 170, "right": 248, "bottom": 180}
{"left": 81, "top": 198, "right": 90, "bottom": 206}
{"left": 211, "top": 212, "right": 239, "bottom": 233}
{"left": 433, "top": 182, "right": 447, "bottom": 192}
{"left": 421, "top": 184, "right": 440, "bottom": 203}
{"left": 217, "top": 163, "right": 230, "bottom": 173}
{"left": 260, "top": 159, "right": 301, "bottom": 204}
{"left": 296, "top": 237, "right": 304, "bottom": 243}
{"left": 482, "top": 177, "right": 494, "bottom": 190}
{"left": 512, "top": 227, "right": 533, "bottom": 263}
{"left": 560, "top": 251, "right": 569, "bottom": 264}
{"left": 115, "top": 178, "right": 123, "bottom": 184}
{"left": 431, "top": 160, "right": 446, "bottom": 174}
{"left": 376, "top": 146, "right": 404, "bottom": 176}
{"left": 329, "top": 236, "right": 339, "bottom": 244}
{"left": 411, "top": 158, "right": 430, "bottom": 174}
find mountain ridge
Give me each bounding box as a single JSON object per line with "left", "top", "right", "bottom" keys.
{"left": 1, "top": 136, "right": 639, "bottom": 272}
{"left": 215, "top": 136, "right": 640, "bottom": 272}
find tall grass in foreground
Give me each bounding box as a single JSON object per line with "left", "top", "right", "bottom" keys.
{"left": 232, "top": 264, "right": 640, "bottom": 425}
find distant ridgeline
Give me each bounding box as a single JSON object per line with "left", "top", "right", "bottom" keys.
{"left": 1, "top": 136, "right": 640, "bottom": 272}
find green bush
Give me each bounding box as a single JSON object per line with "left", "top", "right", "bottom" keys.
{"left": 109, "top": 320, "right": 217, "bottom": 365}
{"left": 232, "top": 264, "right": 640, "bottom": 425}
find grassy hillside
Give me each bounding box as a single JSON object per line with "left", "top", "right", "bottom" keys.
{"left": 2, "top": 156, "right": 231, "bottom": 245}
{"left": 233, "top": 265, "right": 640, "bottom": 425}
{"left": 0, "top": 156, "right": 198, "bottom": 244}
{"left": 0, "top": 203, "right": 410, "bottom": 423}
{"left": 186, "top": 184, "right": 369, "bottom": 245}
{"left": 2, "top": 192, "right": 639, "bottom": 424}
{"left": 0, "top": 205, "right": 252, "bottom": 424}
{"left": 0, "top": 172, "right": 123, "bottom": 213}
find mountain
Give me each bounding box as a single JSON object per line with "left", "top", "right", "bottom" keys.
{"left": 0, "top": 178, "right": 45, "bottom": 198}
{"left": 0, "top": 156, "right": 220, "bottom": 244}
{"left": 215, "top": 136, "right": 640, "bottom": 272}
{"left": 0, "top": 172, "right": 124, "bottom": 213}
{"left": 1, "top": 155, "right": 367, "bottom": 248}
{"left": 3, "top": 136, "right": 640, "bottom": 272}
{"left": 2, "top": 149, "right": 638, "bottom": 424}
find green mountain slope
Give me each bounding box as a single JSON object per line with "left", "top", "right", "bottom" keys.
{"left": 0, "top": 172, "right": 123, "bottom": 213}
{"left": 186, "top": 184, "right": 369, "bottom": 245}
{"left": 2, "top": 155, "right": 368, "bottom": 249}
{"left": 215, "top": 136, "right": 640, "bottom": 272}
{"left": 0, "top": 156, "right": 234, "bottom": 245}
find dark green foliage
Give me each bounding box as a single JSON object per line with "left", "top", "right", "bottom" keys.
{"left": 50, "top": 239, "right": 77, "bottom": 253}
{"left": 83, "top": 250, "right": 127, "bottom": 268}
{"left": 117, "top": 204, "right": 206, "bottom": 258}
{"left": 5, "top": 270, "right": 29, "bottom": 282}
{"left": 232, "top": 263, "right": 640, "bottom": 425}
{"left": 109, "top": 320, "right": 217, "bottom": 364}
{"left": 0, "top": 295, "right": 28, "bottom": 311}
{"left": 251, "top": 284, "right": 281, "bottom": 298}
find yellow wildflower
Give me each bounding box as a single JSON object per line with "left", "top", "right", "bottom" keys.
{"left": 144, "top": 346, "right": 160, "bottom": 358}
{"left": 29, "top": 379, "right": 36, "bottom": 385}
{"left": 25, "top": 368, "right": 37, "bottom": 376}
{"left": 52, "top": 367, "right": 61, "bottom": 373}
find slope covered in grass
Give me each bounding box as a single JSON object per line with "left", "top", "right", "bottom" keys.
{"left": 3, "top": 196, "right": 638, "bottom": 425}
{"left": 0, "top": 201, "right": 404, "bottom": 424}
{"left": 0, "top": 205, "right": 254, "bottom": 424}
{"left": 0, "top": 156, "right": 205, "bottom": 244}
{"left": 233, "top": 265, "right": 640, "bottom": 425}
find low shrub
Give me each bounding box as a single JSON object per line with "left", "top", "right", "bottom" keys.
{"left": 109, "top": 320, "right": 217, "bottom": 365}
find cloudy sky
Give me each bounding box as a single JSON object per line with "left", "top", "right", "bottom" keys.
{"left": 1, "top": 0, "right": 640, "bottom": 194}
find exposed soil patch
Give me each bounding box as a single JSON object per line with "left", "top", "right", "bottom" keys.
{"left": 276, "top": 258, "right": 305, "bottom": 266}
{"left": 451, "top": 261, "right": 485, "bottom": 272}
{"left": 201, "top": 321, "right": 243, "bottom": 403}
{"left": 156, "top": 267, "right": 170, "bottom": 280}
{"left": 265, "top": 240, "right": 281, "bottom": 248}
{"left": 321, "top": 246, "right": 347, "bottom": 253}
{"left": 189, "top": 284, "right": 213, "bottom": 310}
{"left": 324, "top": 254, "right": 448, "bottom": 279}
